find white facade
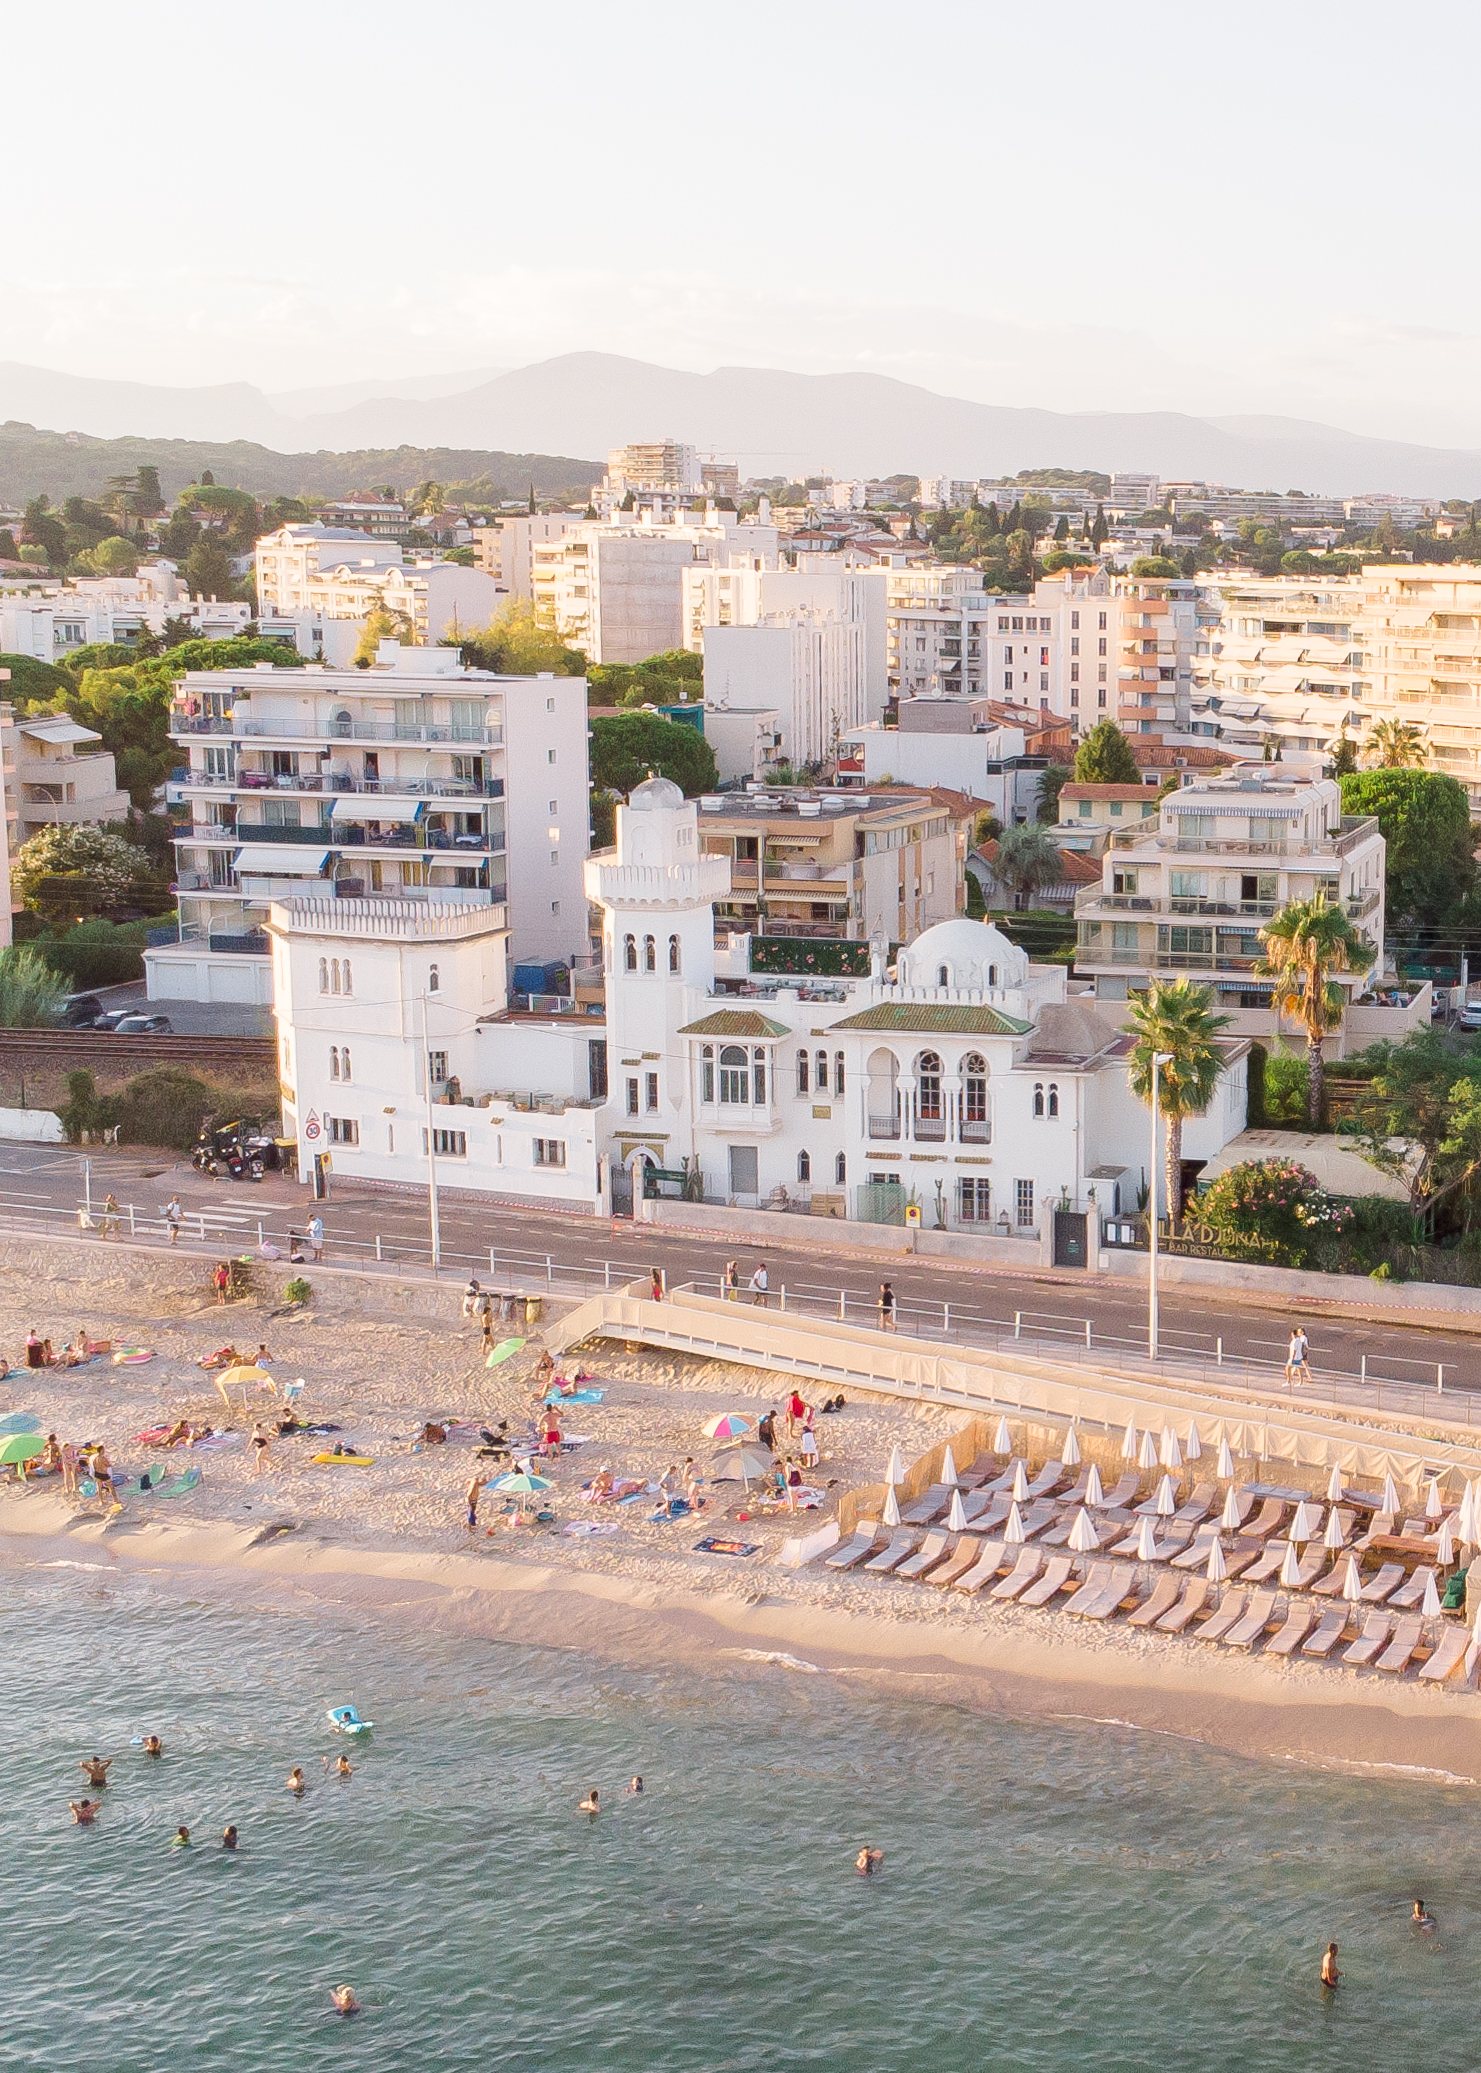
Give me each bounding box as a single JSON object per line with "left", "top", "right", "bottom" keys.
{"left": 254, "top": 525, "right": 403, "bottom": 614}
{"left": 1191, "top": 574, "right": 1368, "bottom": 760}
{"left": 605, "top": 442, "right": 702, "bottom": 493}
{"left": 12, "top": 716, "right": 129, "bottom": 839}
{"left": 534, "top": 516, "right": 780, "bottom": 665}
{"left": 472, "top": 513, "right": 574, "bottom": 601}
{"left": 684, "top": 560, "right": 888, "bottom": 721}
{"left": 702, "top": 613, "right": 867, "bottom": 774}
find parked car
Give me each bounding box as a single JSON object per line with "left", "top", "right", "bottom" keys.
{"left": 1459, "top": 1001, "right": 1481, "bottom": 1032}
{"left": 59, "top": 994, "right": 106, "bottom": 1028}
{"left": 112, "top": 1013, "right": 174, "bottom": 1035}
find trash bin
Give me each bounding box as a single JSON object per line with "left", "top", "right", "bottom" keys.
{"left": 499, "top": 1292, "right": 516, "bottom": 1325}
{"left": 524, "top": 1294, "right": 543, "bottom": 1327}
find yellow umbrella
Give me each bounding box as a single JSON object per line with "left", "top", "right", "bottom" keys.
{"left": 219, "top": 1365, "right": 272, "bottom": 1387}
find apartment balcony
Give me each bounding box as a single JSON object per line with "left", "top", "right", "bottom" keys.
{"left": 171, "top": 712, "right": 505, "bottom": 748}
{"left": 867, "top": 1114, "right": 901, "bottom": 1140}
{"left": 912, "top": 1116, "right": 947, "bottom": 1142}
{"left": 1079, "top": 893, "right": 1280, "bottom": 920}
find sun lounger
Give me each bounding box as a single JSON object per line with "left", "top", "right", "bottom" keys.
{"left": 1156, "top": 1578, "right": 1211, "bottom": 1633}
{"left": 1359, "top": 1562, "right": 1404, "bottom": 1604}
{"left": 963, "top": 1494, "right": 1007, "bottom": 1534}
{"left": 1418, "top": 1625, "right": 1471, "bottom": 1683}
{"left": 1170, "top": 1531, "right": 1216, "bottom": 1570}
{"left": 902, "top": 1485, "right": 951, "bottom": 1525}
{"left": 864, "top": 1529, "right": 920, "bottom": 1574}
{"left": 1243, "top": 1500, "right": 1287, "bottom": 1542}
{"left": 927, "top": 1538, "right": 982, "bottom": 1588}
{"left": 1292, "top": 1549, "right": 1328, "bottom": 1589}
{"left": 1222, "top": 1590, "right": 1277, "bottom": 1649}
{"left": 1072, "top": 1562, "right": 1137, "bottom": 1620}
{"left": 1062, "top": 1561, "right": 1114, "bottom": 1615}
{"left": 895, "top": 1529, "right": 952, "bottom": 1580}
{"left": 1018, "top": 1500, "right": 1061, "bottom": 1541}
{"left": 826, "top": 1524, "right": 885, "bottom": 1570}
{"left": 1266, "top": 1606, "right": 1316, "bottom": 1656}
{"left": 1096, "top": 1473, "right": 1140, "bottom": 1510}
{"left": 1342, "top": 1613, "right": 1392, "bottom": 1667}
{"left": 1193, "top": 1591, "right": 1248, "bottom": 1643}
{"left": 1025, "top": 1463, "right": 1066, "bottom": 1501}
{"left": 982, "top": 1460, "right": 1025, "bottom": 1494}
{"left": 1388, "top": 1565, "right": 1437, "bottom": 1611}
{"left": 1312, "top": 1560, "right": 1357, "bottom": 1598}
{"left": 1377, "top": 1617, "right": 1423, "bottom": 1674}
{"left": 988, "top": 1548, "right": 1045, "bottom": 1601}
{"left": 1126, "top": 1575, "right": 1182, "bottom": 1628}
{"left": 1302, "top": 1608, "right": 1350, "bottom": 1657}
{"left": 1173, "top": 1483, "right": 1216, "bottom": 1525}
{"left": 952, "top": 1540, "right": 1009, "bottom": 1594}
{"left": 1355, "top": 1511, "right": 1396, "bottom": 1548}
{"left": 1020, "top": 1555, "right": 1076, "bottom": 1608}
{"left": 1240, "top": 1544, "right": 1288, "bottom": 1586}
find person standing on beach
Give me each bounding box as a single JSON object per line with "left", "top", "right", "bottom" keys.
{"left": 481, "top": 1306, "right": 495, "bottom": 1355}
{"left": 213, "top": 1261, "right": 231, "bottom": 1305}
{"left": 748, "top": 1263, "right": 769, "bottom": 1306}
{"left": 757, "top": 1408, "right": 777, "bottom": 1454}
{"left": 466, "top": 1474, "right": 487, "bottom": 1530}
{"left": 878, "top": 1282, "right": 897, "bottom": 1332}
{"left": 250, "top": 1422, "right": 272, "bottom": 1476}
{"left": 1321, "top": 1942, "right": 1340, "bottom": 1987}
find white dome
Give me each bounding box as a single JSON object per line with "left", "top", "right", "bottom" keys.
{"left": 627, "top": 774, "right": 685, "bottom": 812}
{"left": 897, "top": 918, "right": 1027, "bottom": 992}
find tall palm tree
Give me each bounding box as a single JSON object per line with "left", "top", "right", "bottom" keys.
{"left": 1125, "top": 979, "right": 1231, "bottom": 1233}
{"left": 1365, "top": 717, "right": 1427, "bottom": 768}
{"left": 1255, "top": 893, "right": 1370, "bottom": 1126}
{"left": 991, "top": 821, "right": 1063, "bottom": 910}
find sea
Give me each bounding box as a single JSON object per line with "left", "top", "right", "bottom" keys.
{"left": 2, "top": 1560, "right": 1475, "bottom": 2073}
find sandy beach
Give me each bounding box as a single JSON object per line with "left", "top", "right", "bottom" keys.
{"left": 4, "top": 1248, "right": 1479, "bottom": 1785}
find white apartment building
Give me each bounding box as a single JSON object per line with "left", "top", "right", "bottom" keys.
{"left": 11, "top": 715, "right": 129, "bottom": 840}
{"left": 1190, "top": 575, "right": 1368, "bottom": 759}
{"left": 471, "top": 513, "right": 574, "bottom": 601}
{"left": 1358, "top": 565, "right": 1481, "bottom": 805}
{"left": 1074, "top": 769, "right": 1385, "bottom": 1021}
{"left": 701, "top": 611, "right": 868, "bottom": 775}
{"left": 254, "top": 525, "right": 403, "bottom": 613}
{"left": 149, "top": 643, "right": 589, "bottom": 1006}
{"left": 685, "top": 559, "right": 889, "bottom": 735}
{"left": 534, "top": 516, "right": 780, "bottom": 665}
{"left": 605, "top": 441, "right": 702, "bottom": 493}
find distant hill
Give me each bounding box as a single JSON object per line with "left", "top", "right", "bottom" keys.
{"left": 0, "top": 422, "right": 603, "bottom": 506}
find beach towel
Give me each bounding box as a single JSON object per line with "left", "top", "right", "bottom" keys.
{"left": 694, "top": 1536, "right": 761, "bottom": 1558}
{"left": 112, "top": 1348, "right": 155, "bottom": 1364}
{"left": 543, "top": 1388, "right": 604, "bottom": 1405}
{"left": 485, "top": 1338, "right": 525, "bottom": 1367}
{"left": 0, "top": 1412, "right": 41, "bottom": 1435}
{"left": 563, "top": 1521, "right": 620, "bottom": 1537}
{"left": 191, "top": 1431, "right": 244, "bottom": 1450}
{"left": 153, "top": 1467, "right": 202, "bottom": 1499}
{"left": 312, "top": 1452, "right": 375, "bottom": 1467}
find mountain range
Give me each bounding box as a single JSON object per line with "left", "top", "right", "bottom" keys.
{"left": 3, "top": 351, "right": 1481, "bottom": 497}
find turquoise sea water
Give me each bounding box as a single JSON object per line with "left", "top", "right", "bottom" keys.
{"left": 2, "top": 1562, "right": 1476, "bottom": 2073}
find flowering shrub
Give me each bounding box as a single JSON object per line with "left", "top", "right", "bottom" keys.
{"left": 1196, "top": 1158, "right": 1354, "bottom": 1268}
{"left": 749, "top": 938, "right": 874, "bottom": 977}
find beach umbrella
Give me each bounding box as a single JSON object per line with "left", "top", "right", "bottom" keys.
{"left": 1421, "top": 1570, "right": 1443, "bottom": 1619}
{"left": 218, "top": 1364, "right": 272, "bottom": 1388}
{"left": 1010, "top": 1459, "right": 1030, "bottom": 1503}
{"left": 1437, "top": 1520, "right": 1455, "bottom": 1567}
{"left": 1326, "top": 1463, "right": 1344, "bottom": 1504}
{"left": 1206, "top": 1538, "right": 1228, "bottom": 1583}
{"left": 1154, "top": 1473, "right": 1177, "bottom": 1518}
{"left": 0, "top": 1432, "right": 44, "bottom": 1468}
{"left": 1060, "top": 1426, "right": 1081, "bottom": 1468}
{"left": 1474, "top": 1602, "right": 1481, "bottom": 1649}
{"left": 493, "top": 1470, "right": 553, "bottom": 1494}
{"left": 1289, "top": 1501, "right": 1318, "bottom": 1544}
{"left": 1134, "top": 1516, "right": 1159, "bottom": 1561}
{"left": 1425, "top": 1476, "right": 1444, "bottom": 1522}
{"left": 1160, "top": 1426, "right": 1182, "bottom": 1471}
{"left": 1121, "top": 1420, "right": 1138, "bottom": 1461}
{"left": 1085, "top": 1463, "right": 1104, "bottom": 1507}
{"left": 884, "top": 1445, "right": 905, "bottom": 1487}
{"left": 940, "top": 1446, "right": 959, "bottom": 1487}
{"left": 993, "top": 1417, "right": 1013, "bottom": 1456}
{"left": 947, "top": 1489, "right": 968, "bottom": 1532}
{"left": 1279, "top": 1540, "right": 1302, "bottom": 1589}
{"left": 882, "top": 1485, "right": 902, "bottom": 1528}
{"left": 1459, "top": 1483, "right": 1477, "bottom": 1544}
{"left": 1341, "top": 1555, "right": 1364, "bottom": 1603}
{"left": 1068, "top": 1508, "right": 1100, "bottom": 1554}
{"left": 1138, "top": 1429, "right": 1159, "bottom": 1472}
{"left": 702, "top": 1413, "right": 754, "bottom": 1441}
{"left": 710, "top": 1442, "right": 772, "bottom": 1485}
{"left": 1004, "top": 1501, "right": 1026, "bottom": 1545}
{"left": 1380, "top": 1471, "right": 1400, "bottom": 1515}
{"left": 1220, "top": 1486, "right": 1242, "bottom": 1531}
{"left": 1323, "top": 1507, "right": 1346, "bottom": 1551}
{"left": 1216, "top": 1438, "right": 1236, "bottom": 1480}
{"left": 1185, "top": 1422, "right": 1202, "bottom": 1462}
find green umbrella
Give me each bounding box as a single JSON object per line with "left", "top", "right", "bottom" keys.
{"left": 493, "top": 1471, "right": 553, "bottom": 1494}
{"left": 0, "top": 1432, "right": 45, "bottom": 1468}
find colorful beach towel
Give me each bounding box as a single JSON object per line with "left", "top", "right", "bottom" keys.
{"left": 112, "top": 1348, "right": 155, "bottom": 1365}
{"left": 154, "top": 1466, "right": 202, "bottom": 1499}
{"left": 485, "top": 1338, "right": 525, "bottom": 1367}
{"left": 693, "top": 1536, "right": 761, "bottom": 1558}
{"left": 543, "top": 1388, "right": 604, "bottom": 1405}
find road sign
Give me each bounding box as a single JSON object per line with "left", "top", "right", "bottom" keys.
{"left": 905, "top": 1204, "right": 921, "bottom": 1227}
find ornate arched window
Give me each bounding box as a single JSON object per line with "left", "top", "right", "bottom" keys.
{"left": 937, "top": 963, "right": 949, "bottom": 986}
{"left": 643, "top": 935, "right": 656, "bottom": 973}
{"left": 834, "top": 1051, "right": 845, "bottom": 1095}
{"left": 342, "top": 959, "right": 352, "bottom": 996}
{"left": 668, "top": 933, "right": 681, "bottom": 974}
{"left": 916, "top": 1050, "right": 943, "bottom": 1122}
{"left": 1048, "top": 1082, "right": 1060, "bottom": 1119}
{"left": 1033, "top": 1082, "right": 1045, "bottom": 1118}
{"left": 700, "top": 1044, "right": 714, "bottom": 1103}
{"left": 341, "top": 1046, "right": 351, "bottom": 1083}
{"left": 318, "top": 957, "right": 329, "bottom": 994}
{"left": 815, "top": 1050, "right": 828, "bottom": 1091}
{"left": 867, "top": 1049, "right": 899, "bottom": 1139}
{"left": 961, "top": 1052, "right": 990, "bottom": 1142}
{"left": 428, "top": 963, "right": 439, "bottom": 993}
{"left": 797, "top": 1150, "right": 811, "bottom": 1183}
{"left": 329, "top": 1046, "right": 340, "bottom": 1081}
{"left": 835, "top": 1151, "right": 847, "bottom": 1185}
{"left": 718, "top": 1044, "right": 749, "bottom": 1104}
{"left": 752, "top": 1048, "right": 767, "bottom": 1104}
{"left": 624, "top": 933, "right": 637, "bottom": 972}
{"left": 796, "top": 1049, "right": 809, "bottom": 1095}
{"left": 330, "top": 958, "right": 341, "bottom": 995}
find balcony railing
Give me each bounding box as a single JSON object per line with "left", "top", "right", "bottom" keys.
{"left": 171, "top": 714, "right": 505, "bottom": 748}
{"left": 1080, "top": 894, "right": 1279, "bottom": 920}
{"left": 867, "top": 1115, "right": 901, "bottom": 1139}
{"left": 913, "top": 1117, "right": 946, "bottom": 1142}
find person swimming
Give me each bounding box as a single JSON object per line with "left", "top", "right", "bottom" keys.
{"left": 141, "top": 1735, "right": 163, "bottom": 1758}
{"left": 221, "top": 1826, "right": 239, "bottom": 1850}
{"left": 78, "top": 1756, "right": 112, "bottom": 1788}
{"left": 1412, "top": 1899, "right": 1434, "bottom": 1927}
{"left": 579, "top": 1787, "right": 600, "bottom": 1814}
{"left": 1321, "top": 1941, "right": 1340, "bottom": 1987}
{"left": 70, "top": 1799, "right": 100, "bottom": 1825}
{"left": 625, "top": 1776, "right": 644, "bottom": 1794}
{"left": 855, "top": 1846, "right": 883, "bottom": 1876}
{"left": 171, "top": 1825, "right": 191, "bottom": 1848}
{"left": 331, "top": 1986, "right": 360, "bottom": 2017}
{"left": 286, "top": 1767, "right": 306, "bottom": 1796}
{"left": 328, "top": 1754, "right": 352, "bottom": 1780}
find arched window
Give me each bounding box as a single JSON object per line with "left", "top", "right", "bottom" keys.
{"left": 700, "top": 1044, "right": 715, "bottom": 1103}
{"left": 937, "top": 963, "right": 949, "bottom": 987}
{"left": 429, "top": 964, "right": 439, "bottom": 993}
{"left": 330, "top": 959, "right": 341, "bottom": 995}
{"left": 988, "top": 963, "right": 998, "bottom": 988}
{"left": 834, "top": 1051, "right": 845, "bottom": 1095}
{"left": 718, "top": 1044, "right": 749, "bottom": 1104}
{"left": 797, "top": 1150, "right": 811, "bottom": 1183}
{"left": 867, "top": 1049, "right": 899, "bottom": 1139}
{"left": 643, "top": 935, "right": 656, "bottom": 973}
{"left": 815, "top": 1050, "right": 828, "bottom": 1092}
{"left": 1048, "top": 1082, "right": 1060, "bottom": 1118}
{"left": 329, "top": 1046, "right": 340, "bottom": 1081}
{"left": 835, "top": 1151, "right": 847, "bottom": 1186}
{"left": 318, "top": 957, "right": 329, "bottom": 994}
{"left": 752, "top": 1048, "right": 767, "bottom": 1104}
{"left": 342, "top": 959, "right": 352, "bottom": 996}
{"left": 668, "top": 933, "right": 681, "bottom": 974}
{"left": 341, "top": 1046, "right": 351, "bottom": 1083}
{"left": 916, "top": 1050, "right": 943, "bottom": 1123}
{"left": 1033, "top": 1082, "right": 1045, "bottom": 1118}
{"left": 624, "top": 933, "right": 637, "bottom": 972}
{"left": 796, "top": 1049, "right": 809, "bottom": 1095}
{"left": 961, "top": 1052, "right": 990, "bottom": 1142}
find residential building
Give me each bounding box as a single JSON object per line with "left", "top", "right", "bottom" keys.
{"left": 1058, "top": 781, "right": 1163, "bottom": 846}
{"left": 839, "top": 699, "right": 1069, "bottom": 820}
{"left": 605, "top": 442, "right": 702, "bottom": 494}
{"left": 0, "top": 700, "right": 20, "bottom": 942}
{"left": 1073, "top": 769, "right": 1386, "bottom": 1026}
{"left": 316, "top": 496, "right": 409, "bottom": 539}
{"left": 684, "top": 561, "right": 888, "bottom": 718}
{"left": 702, "top": 612, "right": 867, "bottom": 775}
{"left": 533, "top": 516, "right": 779, "bottom": 665}
{"left": 470, "top": 513, "right": 573, "bottom": 601}
{"left": 0, "top": 570, "right": 251, "bottom": 659}
{"left": 1357, "top": 565, "right": 1481, "bottom": 805}
{"left": 700, "top": 460, "right": 741, "bottom": 501}
{"left": 970, "top": 836, "right": 1101, "bottom": 913}
{"left": 1190, "top": 573, "right": 1368, "bottom": 759}
{"left": 11, "top": 715, "right": 130, "bottom": 840}
{"left": 255, "top": 524, "right": 403, "bottom": 613}
{"left": 1109, "top": 472, "right": 1161, "bottom": 513}
{"left": 149, "top": 642, "right": 589, "bottom": 1006}
{"left": 259, "top": 557, "right": 502, "bottom": 652}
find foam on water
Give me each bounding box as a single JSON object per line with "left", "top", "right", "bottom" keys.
{"left": 4, "top": 1563, "right": 1480, "bottom": 2073}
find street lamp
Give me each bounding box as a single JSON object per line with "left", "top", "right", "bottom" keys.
{"left": 1148, "top": 1051, "right": 1173, "bottom": 1360}
{"left": 419, "top": 991, "right": 441, "bottom": 1271}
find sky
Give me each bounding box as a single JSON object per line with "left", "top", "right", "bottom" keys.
{"left": 7, "top": 0, "right": 1481, "bottom": 443}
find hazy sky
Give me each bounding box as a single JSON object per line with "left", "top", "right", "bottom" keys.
{"left": 8, "top": 0, "right": 1481, "bottom": 441}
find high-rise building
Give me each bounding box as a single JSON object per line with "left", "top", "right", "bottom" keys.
{"left": 604, "top": 441, "right": 702, "bottom": 493}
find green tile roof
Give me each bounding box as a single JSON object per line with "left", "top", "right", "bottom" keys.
{"left": 677, "top": 1009, "right": 792, "bottom": 1038}
{"left": 827, "top": 1002, "right": 1031, "bottom": 1036}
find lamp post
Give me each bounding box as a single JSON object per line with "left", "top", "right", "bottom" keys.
{"left": 419, "top": 991, "right": 441, "bottom": 1271}
{"left": 1148, "top": 1051, "right": 1173, "bottom": 1360}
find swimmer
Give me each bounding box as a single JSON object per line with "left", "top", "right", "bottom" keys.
{"left": 78, "top": 1756, "right": 112, "bottom": 1788}
{"left": 1412, "top": 1899, "right": 1434, "bottom": 1927}
{"left": 141, "top": 1735, "right": 163, "bottom": 1758}
{"left": 286, "top": 1767, "right": 306, "bottom": 1796}
{"left": 221, "top": 1826, "right": 239, "bottom": 1851}
{"left": 327, "top": 1754, "right": 352, "bottom": 1780}
{"left": 171, "top": 1825, "right": 191, "bottom": 1848}
{"left": 579, "top": 1787, "right": 600, "bottom": 1814}
{"left": 70, "top": 1799, "right": 100, "bottom": 1825}
{"left": 1321, "top": 1941, "right": 1340, "bottom": 1988}
{"left": 625, "top": 1776, "right": 644, "bottom": 1794}
{"left": 331, "top": 1986, "right": 360, "bottom": 2017}
{"left": 855, "top": 1846, "right": 883, "bottom": 1876}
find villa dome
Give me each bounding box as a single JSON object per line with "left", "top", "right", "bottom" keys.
{"left": 627, "top": 774, "right": 685, "bottom": 812}
{"left": 896, "top": 917, "right": 1027, "bottom": 992}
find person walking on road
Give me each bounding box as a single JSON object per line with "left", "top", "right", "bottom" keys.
{"left": 163, "top": 1198, "right": 183, "bottom": 1246}
{"left": 878, "top": 1282, "right": 897, "bottom": 1333}
{"left": 748, "top": 1263, "right": 769, "bottom": 1307}
{"left": 721, "top": 1260, "right": 738, "bottom": 1301}
{"left": 1285, "top": 1324, "right": 1311, "bottom": 1388}
{"left": 307, "top": 1214, "right": 324, "bottom": 1262}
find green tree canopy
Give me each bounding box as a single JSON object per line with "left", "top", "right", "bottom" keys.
{"left": 1339, "top": 767, "right": 1478, "bottom": 926}
{"left": 1036, "top": 763, "right": 1073, "bottom": 824}
{"left": 453, "top": 600, "right": 586, "bottom": 675}
{"left": 183, "top": 534, "right": 237, "bottom": 600}
{"left": 0, "top": 946, "right": 67, "bottom": 1028}
{"left": 1256, "top": 892, "right": 1370, "bottom": 1125}
{"left": 1125, "top": 977, "right": 1231, "bottom": 1232}
{"left": 991, "top": 821, "right": 1063, "bottom": 909}
{"left": 1073, "top": 719, "right": 1140, "bottom": 785}
{"left": 10, "top": 823, "right": 152, "bottom": 926}
{"left": 589, "top": 712, "right": 718, "bottom": 797}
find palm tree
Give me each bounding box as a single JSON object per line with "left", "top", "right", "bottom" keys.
{"left": 1125, "top": 979, "right": 1231, "bottom": 1233}
{"left": 1255, "top": 893, "right": 1370, "bottom": 1126}
{"left": 991, "top": 822, "right": 1063, "bottom": 910}
{"left": 1365, "top": 717, "right": 1427, "bottom": 768}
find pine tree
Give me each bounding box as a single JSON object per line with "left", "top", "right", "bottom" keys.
{"left": 1091, "top": 504, "right": 1108, "bottom": 549}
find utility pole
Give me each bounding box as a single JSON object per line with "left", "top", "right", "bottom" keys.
{"left": 1148, "top": 1051, "right": 1173, "bottom": 1360}
{"left": 419, "top": 991, "right": 441, "bottom": 1271}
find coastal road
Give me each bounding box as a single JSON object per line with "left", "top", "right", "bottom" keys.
{"left": 7, "top": 1141, "right": 1480, "bottom": 1406}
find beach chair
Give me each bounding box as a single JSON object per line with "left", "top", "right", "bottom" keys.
{"left": 895, "top": 1529, "right": 952, "bottom": 1580}
{"left": 1193, "top": 1591, "right": 1248, "bottom": 1643}
{"left": 1126, "top": 1575, "right": 1181, "bottom": 1628}
{"left": 982, "top": 1459, "right": 1026, "bottom": 1495}
{"left": 1156, "top": 1577, "right": 1211, "bottom": 1632}
{"left": 1342, "top": 1613, "right": 1393, "bottom": 1667}
{"left": 1240, "top": 1545, "right": 1288, "bottom": 1587}
{"left": 1355, "top": 1511, "right": 1396, "bottom": 1548}
{"left": 1086, "top": 1563, "right": 1137, "bottom": 1619}
{"left": 1266, "top": 1605, "right": 1316, "bottom": 1656}
{"left": 1059, "top": 1470, "right": 1092, "bottom": 1506}
{"left": 1222, "top": 1590, "right": 1277, "bottom": 1650}
{"left": 1377, "top": 1617, "right": 1423, "bottom": 1674}
{"left": 1301, "top": 1608, "right": 1350, "bottom": 1657}
{"left": 1173, "top": 1484, "right": 1215, "bottom": 1526}
{"left": 952, "top": 1540, "right": 1009, "bottom": 1595}
{"left": 1062, "top": 1562, "right": 1114, "bottom": 1615}
{"left": 1218, "top": 1490, "right": 1256, "bottom": 1530}
{"left": 988, "top": 1548, "right": 1044, "bottom": 1601}
{"left": 1017, "top": 1500, "right": 1059, "bottom": 1541}
{"left": 962, "top": 1492, "right": 1005, "bottom": 1533}
{"left": 1025, "top": 1463, "right": 1066, "bottom": 1501}
{"left": 927, "top": 1538, "right": 983, "bottom": 1588}
{"left": 1312, "top": 1559, "right": 1357, "bottom": 1599}
{"left": 1388, "top": 1566, "right": 1437, "bottom": 1611}
{"left": 1418, "top": 1626, "right": 1471, "bottom": 1683}
{"left": 1170, "top": 1531, "right": 1217, "bottom": 1571}
{"left": 864, "top": 1529, "right": 919, "bottom": 1574}
{"left": 1359, "top": 1562, "right": 1405, "bottom": 1604}
{"left": 1020, "top": 1555, "right": 1075, "bottom": 1608}
{"left": 1096, "top": 1474, "right": 1140, "bottom": 1510}
{"left": 1243, "top": 1500, "right": 1287, "bottom": 1542}
{"left": 902, "top": 1485, "right": 950, "bottom": 1526}
{"left": 826, "top": 1524, "right": 885, "bottom": 1571}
